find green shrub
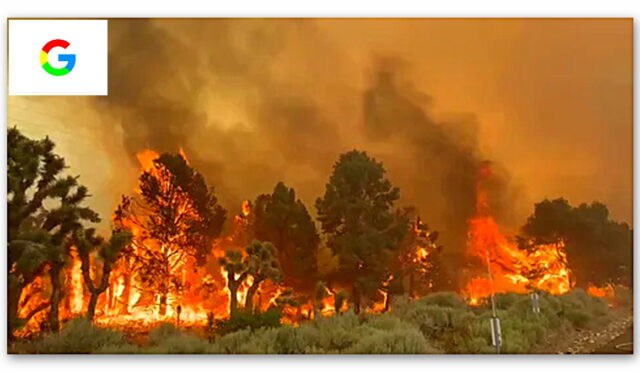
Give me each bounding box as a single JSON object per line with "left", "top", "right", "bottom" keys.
{"left": 216, "top": 328, "right": 274, "bottom": 353}
{"left": 144, "top": 323, "right": 219, "bottom": 354}
{"left": 564, "top": 309, "right": 591, "bottom": 329}
{"left": 419, "top": 292, "right": 468, "bottom": 308}
{"left": 557, "top": 289, "right": 610, "bottom": 328}
{"left": 96, "top": 343, "right": 142, "bottom": 354}
{"left": 8, "top": 290, "right": 617, "bottom": 354}
{"left": 11, "top": 318, "right": 125, "bottom": 354}
{"left": 495, "top": 292, "right": 524, "bottom": 310}
{"left": 148, "top": 322, "right": 182, "bottom": 344}
{"left": 213, "top": 308, "right": 282, "bottom": 336}
{"left": 345, "top": 325, "right": 434, "bottom": 354}
{"left": 392, "top": 298, "right": 476, "bottom": 353}
{"left": 271, "top": 325, "right": 318, "bottom": 354}
{"left": 311, "top": 311, "right": 361, "bottom": 352}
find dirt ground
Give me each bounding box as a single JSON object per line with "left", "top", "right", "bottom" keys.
{"left": 565, "top": 312, "right": 633, "bottom": 354}
{"left": 531, "top": 308, "right": 632, "bottom": 354}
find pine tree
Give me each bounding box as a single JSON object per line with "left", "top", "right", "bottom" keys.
{"left": 315, "top": 150, "right": 405, "bottom": 313}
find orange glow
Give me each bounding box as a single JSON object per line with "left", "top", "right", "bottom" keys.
{"left": 67, "top": 249, "right": 85, "bottom": 316}
{"left": 463, "top": 164, "right": 573, "bottom": 305}
{"left": 587, "top": 284, "right": 611, "bottom": 298}
{"left": 10, "top": 153, "right": 591, "bottom": 337}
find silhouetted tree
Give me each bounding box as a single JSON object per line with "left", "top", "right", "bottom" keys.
{"left": 219, "top": 250, "right": 246, "bottom": 318}
{"left": 312, "top": 281, "right": 331, "bottom": 319}
{"left": 521, "top": 198, "right": 632, "bottom": 287}
{"left": 334, "top": 290, "right": 349, "bottom": 315}
{"left": 315, "top": 150, "right": 406, "bottom": 313}
{"left": 70, "top": 228, "right": 132, "bottom": 321}
{"left": 395, "top": 209, "right": 443, "bottom": 297}
{"left": 8, "top": 128, "right": 100, "bottom": 335}
{"left": 219, "top": 240, "right": 283, "bottom": 317}
{"left": 253, "top": 182, "right": 319, "bottom": 292}
{"left": 244, "top": 241, "right": 283, "bottom": 312}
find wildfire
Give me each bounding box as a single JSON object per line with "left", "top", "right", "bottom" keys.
{"left": 66, "top": 248, "right": 85, "bottom": 316}
{"left": 11, "top": 152, "right": 594, "bottom": 339}
{"left": 463, "top": 164, "right": 573, "bottom": 305}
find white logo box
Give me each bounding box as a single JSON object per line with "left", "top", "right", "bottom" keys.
{"left": 9, "top": 19, "right": 108, "bottom": 96}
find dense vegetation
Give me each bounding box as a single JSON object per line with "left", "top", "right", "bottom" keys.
{"left": 10, "top": 289, "right": 620, "bottom": 354}
{"left": 7, "top": 128, "right": 632, "bottom": 353}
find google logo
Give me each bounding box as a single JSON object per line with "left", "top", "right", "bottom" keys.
{"left": 40, "top": 39, "right": 76, "bottom": 76}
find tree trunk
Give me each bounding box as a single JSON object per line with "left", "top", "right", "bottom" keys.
{"left": 409, "top": 272, "right": 415, "bottom": 299}
{"left": 49, "top": 265, "right": 62, "bottom": 332}
{"left": 353, "top": 285, "right": 361, "bottom": 314}
{"left": 244, "top": 278, "right": 263, "bottom": 313}
{"left": 80, "top": 253, "right": 113, "bottom": 322}
{"left": 384, "top": 292, "right": 391, "bottom": 313}
{"left": 312, "top": 299, "right": 317, "bottom": 320}
{"left": 229, "top": 282, "right": 239, "bottom": 317}
{"left": 87, "top": 293, "right": 99, "bottom": 321}
{"left": 121, "top": 272, "right": 131, "bottom": 314}
{"left": 226, "top": 270, "right": 246, "bottom": 318}
{"left": 158, "top": 293, "right": 167, "bottom": 316}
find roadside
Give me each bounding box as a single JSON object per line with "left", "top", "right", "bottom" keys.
{"left": 593, "top": 325, "right": 633, "bottom": 354}
{"left": 565, "top": 312, "right": 632, "bottom": 354}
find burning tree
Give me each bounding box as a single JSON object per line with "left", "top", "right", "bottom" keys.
{"left": 521, "top": 198, "right": 632, "bottom": 288}
{"left": 395, "top": 209, "right": 443, "bottom": 298}
{"left": 315, "top": 150, "right": 406, "bottom": 313}
{"left": 8, "top": 128, "right": 100, "bottom": 336}
{"left": 463, "top": 164, "right": 574, "bottom": 305}
{"left": 219, "top": 240, "right": 283, "bottom": 316}
{"left": 70, "top": 227, "right": 132, "bottom": 321}
{"left": 118, "top": 152, "right": 226, "bottom": 316}
{"left": 252, "top": 182, "right": 320, "bottom": 293}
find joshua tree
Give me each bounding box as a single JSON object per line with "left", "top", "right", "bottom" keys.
{"left": 244, "top": 241, "right": 283, "bottom": 313}
{"left": 219, "top": 240, "right": 283, "bottom": 317}
{"left": 312, "top": 281, "right": 331, "bottom": 319}
{"left": 334, "top": 290, "right": 349, "bottom": 315}
{"left": 219, "top": 250, "right": 247, "bottom": 318}
{"left": 71, "top": 228, "right": 132, "bottom": 321}
{"left": 8, "top": 127, "right": 100, "bottom": 335}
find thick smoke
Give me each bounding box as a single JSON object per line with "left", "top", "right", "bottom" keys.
{"left": 97, "top": 19, "right": 347, "bottom": 210}
{"left": 92, "top": 20, "right": 518, "bottom": 289}
{"left": 362, "top": 59, "right": 518, "bottom": 288}
{"left": 47, "top": 19, "right": 626, "bottom": 290}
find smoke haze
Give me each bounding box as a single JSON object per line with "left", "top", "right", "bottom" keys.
{"left": 8, "top": 19, "right": 632, "bottom": 280}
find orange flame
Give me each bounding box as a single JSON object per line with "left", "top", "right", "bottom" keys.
{"left": 463, "top": 164, "right": 573, "bottom": 305}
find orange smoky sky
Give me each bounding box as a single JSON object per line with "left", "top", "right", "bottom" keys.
{"left": 8, "top": 18, "right": 632, "bottom": 243}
